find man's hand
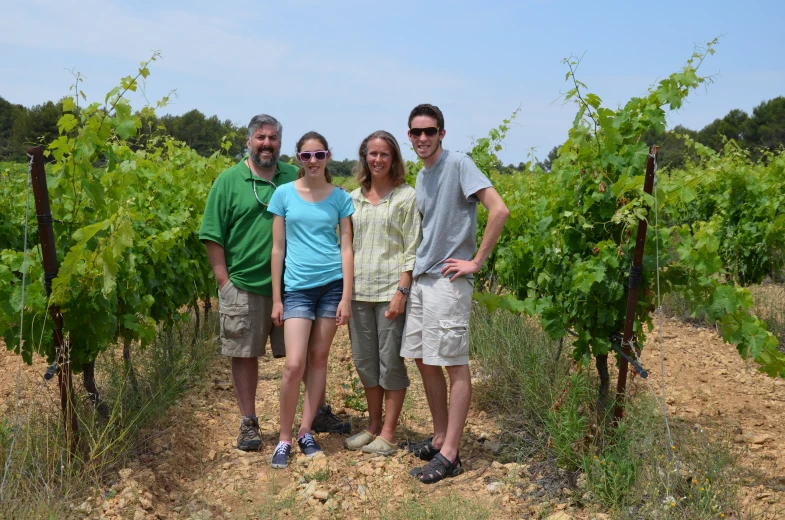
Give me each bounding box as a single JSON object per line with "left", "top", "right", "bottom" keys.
{"left": 441, "top": 258, "right": 480, "bottom": 281}
{"left": 217, "top": 277, "right": 230, "bottom": 290}
{"left": 384, "top": 291, "right": 407, "bottom": 320}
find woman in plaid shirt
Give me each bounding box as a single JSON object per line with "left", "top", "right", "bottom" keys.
{"left": 344, "top": 131, "right": 421, "bottom": 455}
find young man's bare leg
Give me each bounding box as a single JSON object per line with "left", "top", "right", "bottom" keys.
{"left": 437, "top": 364, "right": 471, "bottom": 462}
{"left": 415, "top": 359, "right": 449, "bottom": 449}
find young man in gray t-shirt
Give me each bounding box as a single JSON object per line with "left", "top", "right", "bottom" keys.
{"left": 400, "top": 104, "right": 509, "bottom": 483}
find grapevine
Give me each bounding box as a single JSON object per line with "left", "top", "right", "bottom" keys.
{"left": 0, "top": 54, "right": 233, "bottom": 371}
{"left": 474, "top": 39, "right": 785, "bottom": 378}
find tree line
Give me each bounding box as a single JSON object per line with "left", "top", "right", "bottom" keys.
{"left": 2, "top": 94, "right": 783, "bottom": 173}
{"left": 0, "top": 95, "right": 246, "bottom": 160}
{"left": 0, "top": 95, "right": 361, "bottom": 176}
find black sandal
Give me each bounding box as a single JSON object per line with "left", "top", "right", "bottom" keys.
{"left": 402, "top": 436, "right": 439, "bottom": 461}
{"left": 409, "top": 453, "right": 464, "bottom": 484}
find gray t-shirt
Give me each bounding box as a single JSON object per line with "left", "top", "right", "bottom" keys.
{"left": 414, "top": 149, "right": 493, "bottom": 278}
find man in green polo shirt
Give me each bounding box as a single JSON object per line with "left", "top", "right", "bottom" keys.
{"left": 200, "top": 114, "right": 349, "bottom": 452}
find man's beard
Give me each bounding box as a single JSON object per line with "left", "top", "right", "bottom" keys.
{"left": 251, "top": 146, "right": 279, "bottom": 169}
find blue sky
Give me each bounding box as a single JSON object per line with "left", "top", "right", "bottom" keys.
{"left": 1, "top": 0, "right": 783, "bottom": 163}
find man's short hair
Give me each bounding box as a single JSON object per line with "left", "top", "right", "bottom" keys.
{"left": 408, "top": 104, "right": 444, "bottom": 130}
{"left": 247, "top": 114, "right": 282, "bottom": 141}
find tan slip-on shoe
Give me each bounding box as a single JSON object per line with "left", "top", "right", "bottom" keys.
{"left": 361, "top": 436, "right": 398, "bottom": 456}
{"left": 344, "top": 429, "right": 376, "bottom": 450}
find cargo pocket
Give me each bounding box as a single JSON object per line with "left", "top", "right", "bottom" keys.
{"left": 437, "top": 320, "right": 468, "bottom": 359}
{"left": 220, "top": 304, "right": 249, "bottom": 339}
{"left": 219, "top": 282, "right": 250, "bottom": 339}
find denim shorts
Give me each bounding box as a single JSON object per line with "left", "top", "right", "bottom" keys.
{"left": 283, "top": 278, "right": 344, "bottom": 321}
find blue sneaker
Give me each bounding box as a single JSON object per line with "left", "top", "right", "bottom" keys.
{"left": 297, "top": 433, "right": 323, "bottom": 457}
{"left": 270, "top": 441, "right": 292, "bottom": 469}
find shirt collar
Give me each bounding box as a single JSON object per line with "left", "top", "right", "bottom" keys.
{"left": 242, "top": 158, "right": 287, "bottom": 182}
{"left": 358, "top": 186, "right": 397, "bottom": 205}
{"left": 422, "top": 149, "right": 448, "bottom": 173}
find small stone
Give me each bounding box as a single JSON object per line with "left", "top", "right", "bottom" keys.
{"left": 208, "top": 450, "right": 217, "bottom": 461}
{"left": 313, "top": 490, "right": 329, "bottom": 501}
{"left": 138, "top": 495, "right": 153, "bottom": 510}
{"left": 739, "top": 432, "right": 774, "bottom": 445}
{"left": 300, "top": 481, "right": 317, "bottom": 498}
{"left": 491, "top": 461, "right": 504, "bottom": 469}
{"left": 119, "top": 468, "right": 134, "bottom": 480}
{"left": 486, "top": 482, "right": 503, "bottom": 494}
{"left": 77, "top": 501, "right": 92, "bottom": 514}
{"left": 483, "top": 441, "right": 501, "bottom": 453}
{"left": 309, "top": 454, "right": 329, "bottom": 472}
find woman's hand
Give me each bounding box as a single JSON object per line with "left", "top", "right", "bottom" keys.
{"left": 384, "top": 291, "right": 406, "bottom": 320}
{"left": 336, "top": 299, "right": 351, "bottom": 326}
{"left": 272, "top": 300, "right": 284, "bottom": 327}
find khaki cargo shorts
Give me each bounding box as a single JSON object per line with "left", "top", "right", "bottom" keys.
{"left": 400, "top": 275, "right": 473, "bottom": 367}
{"left": 219, "top": 280, "right": 285, "bottom": 358}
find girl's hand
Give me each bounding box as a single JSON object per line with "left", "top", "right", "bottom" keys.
{"left": 272, "top": 301, "right": 284, "bottom": 327}
{"left": 336, "top": 299, "right": 351, "bottom": 326}
{"left": 384, "top": 291, "right": 406, "bottom": 320}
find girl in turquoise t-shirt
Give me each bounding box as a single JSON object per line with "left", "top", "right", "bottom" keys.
{"left": 268, "top": 131, "right": 354, "bottom": 467}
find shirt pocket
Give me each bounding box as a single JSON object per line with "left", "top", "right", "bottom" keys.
{"left": 437, "top": 319, "right": 469, "bottom": 359}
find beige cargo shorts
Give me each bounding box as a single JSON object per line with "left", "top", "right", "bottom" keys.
{"left": 219, "top": 280, "right": 285, "bottom": 358}
{"left": 400, "top": 275, "right": 473, "bottom": 366}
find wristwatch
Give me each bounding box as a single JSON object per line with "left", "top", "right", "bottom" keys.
{"left": 397, "top": 286, "right": 410, "bottom": 296}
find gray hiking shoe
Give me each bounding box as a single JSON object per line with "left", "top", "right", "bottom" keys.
{"left": 237, "top": 415, "right": 262, "bottom": 451}
{"left": 312, "top": 404, "right": 351, "bottom": 434}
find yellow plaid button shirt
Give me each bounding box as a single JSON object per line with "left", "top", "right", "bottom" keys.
{"left": 350, "top": 184, "right": 421, "bottom": 302}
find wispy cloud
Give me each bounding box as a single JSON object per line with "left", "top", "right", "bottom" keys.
{"left": 0, "top": 0, "right": 290, "bottom": 76}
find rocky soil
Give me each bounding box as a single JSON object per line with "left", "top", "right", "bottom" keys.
{"left": 2, "top": 314, "right": 784, "bottom": 519}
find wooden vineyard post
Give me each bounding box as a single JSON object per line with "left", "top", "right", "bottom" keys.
{"left": 614, "top": 145, "right": 659, "bottom": 421}
{"left": 28, "top": 146, "right": 78, "bottom": 451}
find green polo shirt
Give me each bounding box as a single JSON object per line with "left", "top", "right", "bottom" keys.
{"left": 199, "top": 159, "right": 299, "bottom": 295}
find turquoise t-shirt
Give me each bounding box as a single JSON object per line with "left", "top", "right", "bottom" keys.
{"left": 268, "top": 183, "right": 354, "bottom": 291}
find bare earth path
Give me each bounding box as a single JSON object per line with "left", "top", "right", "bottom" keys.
{"left": 2, "top": 315, "right": 785, "bottom": 519}
{"left": 640, "top": 317, "right": 785, "bottom": 517}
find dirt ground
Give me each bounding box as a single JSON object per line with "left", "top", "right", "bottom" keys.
{"left": 1, "top": 314, "right": 784, "bottom": 519}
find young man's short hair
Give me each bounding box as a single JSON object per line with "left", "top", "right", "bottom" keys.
{"left": 408, "top": 104, "right": 445, "bottom": 130}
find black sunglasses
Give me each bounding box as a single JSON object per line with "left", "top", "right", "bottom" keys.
{"left": 409, "top": 127, "right": 439, "bottom": 137}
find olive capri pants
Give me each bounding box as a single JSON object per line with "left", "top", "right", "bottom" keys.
{"left": 348, "top": 301, "right": 410, "bottom": 391}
